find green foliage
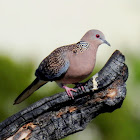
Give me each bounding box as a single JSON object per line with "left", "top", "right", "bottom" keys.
{"left": 128, "top": 55, "right": 140, "bottom": 83}
{"left": 0, "top": 56, "right": 35, "bottom": 121}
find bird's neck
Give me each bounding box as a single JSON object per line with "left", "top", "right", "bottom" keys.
{"left": 88, "top": 43, "right": 98, "bottom": 59}
{"left": 77, "top": 40, "right": 98, "bottom": 66}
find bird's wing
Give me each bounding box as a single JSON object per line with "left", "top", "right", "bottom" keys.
{"left": 35, "top": 46, "right": 70, "bottom": 81}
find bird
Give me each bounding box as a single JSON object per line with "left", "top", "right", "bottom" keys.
{"left": 14, "top": 29, "right": 110, "bottom": 105}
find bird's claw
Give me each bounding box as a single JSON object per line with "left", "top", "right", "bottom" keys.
{"left": 63, "top": 86, "right": 76, "bottom": 99}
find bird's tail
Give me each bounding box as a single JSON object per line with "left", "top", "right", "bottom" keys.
{"left": 14, "top": 78, "right": 48, "bottom": 105}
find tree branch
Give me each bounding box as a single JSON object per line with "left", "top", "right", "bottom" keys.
{"left": 0, "top": 50, "right": 128, "bottom": 140}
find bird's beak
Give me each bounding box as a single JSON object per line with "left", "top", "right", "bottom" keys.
{"left": 103, "top": 39, "right": 111, "bottom": 46}
{"left": 104, "top": 40, "right": 111, "bottom": 46}
{"left": 100, "top": 38, "right": 111, "bottom": 46}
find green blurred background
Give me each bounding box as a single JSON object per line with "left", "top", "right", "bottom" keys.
{"left": 0, "top": 0, "right": 140, "bottom": 140}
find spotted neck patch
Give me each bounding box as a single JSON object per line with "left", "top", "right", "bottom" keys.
{"left": 77, "top": 41, "right": 89, "bottom": 50}
{"left": 72, "top": 41, "right": 89, "bottom": 54}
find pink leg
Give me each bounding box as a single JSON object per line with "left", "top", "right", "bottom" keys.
{"left": 62, "top": 85, "right": 77, "bottom": 99}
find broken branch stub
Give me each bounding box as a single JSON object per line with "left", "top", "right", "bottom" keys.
{"left": 0, "top": 50, "right": 128, "bottom": 140}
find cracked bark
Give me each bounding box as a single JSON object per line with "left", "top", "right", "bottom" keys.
{"left": 0, "top": 50, "right": 128, "bottom": 140}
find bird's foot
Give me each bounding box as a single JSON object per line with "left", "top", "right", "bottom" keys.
{"left": 63, "top": 86, "right": 76, "bottom": 99}
{"left": 75, "top": 83, "right": 85, "bottom": 91}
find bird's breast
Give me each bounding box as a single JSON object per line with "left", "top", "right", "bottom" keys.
{"left": 59, "top": 48, "right": 97, "bottom": 84}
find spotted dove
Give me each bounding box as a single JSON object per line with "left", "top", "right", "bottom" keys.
{"left": 14, "top": 29, "right": 110, "bottom": 104}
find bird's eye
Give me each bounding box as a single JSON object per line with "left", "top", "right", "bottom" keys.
{"left": 96, "top": 34, "right": 100, "bottom": 38}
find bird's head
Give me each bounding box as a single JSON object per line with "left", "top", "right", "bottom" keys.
{"left": 81, "top": 29, "right": 110, "bottom": 47}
